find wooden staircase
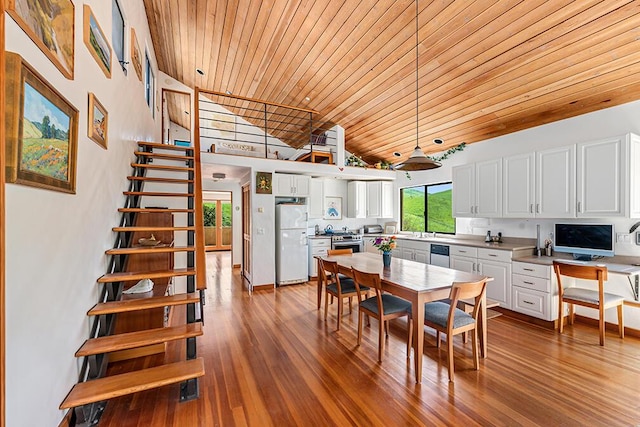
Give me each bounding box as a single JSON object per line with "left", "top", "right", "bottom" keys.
{"left": 60, "top": 142, "right": 206, "bottom": 426}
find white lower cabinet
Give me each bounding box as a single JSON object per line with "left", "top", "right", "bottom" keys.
{"left": 399, "top": 239, "right": 429, "bottom": 263}
{"left": 511, "top": 261, "right": 557, "bottom": 321}
{"left": 308, "top": 237, "right": 331, "bottom": 278}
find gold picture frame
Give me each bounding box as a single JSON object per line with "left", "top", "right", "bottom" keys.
{"left": 83, "top": 4, "right": 112, "bottom": 78}
{"left": 7, "top": 0, "right": 75, "bottom": 79}
{"left": 88, "top": 93, "right": 108, "bottom": 149}
{"left": 256, "top": 172, "right": 272, "bottom": 194}
{"left": 5, "top": 53, "right": 78, "bottom": 193}
{"left": 131, "top": 27, "right": 143, "bottom": 81}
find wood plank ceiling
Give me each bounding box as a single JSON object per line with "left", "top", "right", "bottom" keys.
{"left": 144, "top": 0, "right": 640, "bottom": 164}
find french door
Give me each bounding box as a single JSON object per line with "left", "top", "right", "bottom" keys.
{"left": 203, "top": 196, "right": 232, "bottom": 251}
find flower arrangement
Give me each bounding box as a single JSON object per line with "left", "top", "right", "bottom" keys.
{"left": 372, "top": 235, "right": 397, "bottom": 253}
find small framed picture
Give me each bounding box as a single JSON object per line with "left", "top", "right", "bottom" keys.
{"left": 324, "top": 197, "right": 342, "bottom": 220}
{"left": 88, "top": 93, "right": 108, "bottom": 149}
{"left": 83, "top": 4, "right": 112, "bottom": 78}
{"left": 256, "top": 172, "right": 272, "bottom": 194}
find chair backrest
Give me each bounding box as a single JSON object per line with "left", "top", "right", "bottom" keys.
{"left": 448, "top": 279, "right": 488, "bottom": 321}
{"left": 350, "top": 267, "right": 384, "bottom": 312}
{"left": 320, "top": 258, "right": 351, "bottom": 293}
{"left": 553, "top": 261, "right": 607, "bottom": 300}
{"left": 327, "top": 248, "right": 353, "bottom": 256}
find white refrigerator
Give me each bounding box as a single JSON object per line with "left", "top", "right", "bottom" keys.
{"left": 275, "top": 204, "right": 309, "bottom": 285}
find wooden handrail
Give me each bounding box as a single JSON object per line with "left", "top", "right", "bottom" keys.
{"left": 193, "top": 88, "right": 207, "bottom": 290}
{"left": 0, "top": 2, "right": 6, "bottom": 425}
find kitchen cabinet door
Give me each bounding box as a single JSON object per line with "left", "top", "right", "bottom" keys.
{"left": 273, "top": 173, "right": 310, "bottom": 197}
{"left": 503, "top": 153, "right": 535, "bottom": 218}
{"left": 576, "top": 137, "right": 624, "bottom": 217}
{"left": 452, "top": 164, "right": 475, "bottom": 217}
{"left": 450, "top": 255, "right": 476, "bottom": 274}
{"left": 308, "top": 179, "right": 324, "bottom": 218}
{"left": 478, "top": 259, "right": 511, "bottom": 309}
{"left": 347, "top": 181, "right": 367, "bottom": 218}
{"left": 476, "top": 159, "right": 502, "bottom": 218}
{"left": 536, "top": 146, "right": 575, "bottom": 218}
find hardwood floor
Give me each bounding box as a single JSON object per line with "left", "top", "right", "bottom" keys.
{"left": 99, "top": 252, "right": 640, "bottom": 426}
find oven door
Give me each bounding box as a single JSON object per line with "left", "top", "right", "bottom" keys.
{"left": 332, "top": 240, "right": 363, "bottom": 253}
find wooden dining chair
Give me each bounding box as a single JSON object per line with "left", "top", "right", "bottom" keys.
{"left": 553, "top": 261, "right": 624, "bottom": 346}
{"left": 350, "top": 267, "right": 412, "bottom": 363}
{"left": 327, "top": 248, "right": 353, "bottom": 256}
{"left": 319, "top": 258, "right": 368, "bottom": 331}
{"left": 423, "top": 279, "right": 488, "bottom": 381}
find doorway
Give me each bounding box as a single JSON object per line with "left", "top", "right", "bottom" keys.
{"left": 203, "top": 192, "right": 232, "bottom": 251}
{"left": 161, "top": 89, "right": 191, "bottom": 145}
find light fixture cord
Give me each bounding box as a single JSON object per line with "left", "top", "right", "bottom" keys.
{"left": 415, "top": 0, "right": 419, "bottom": 150}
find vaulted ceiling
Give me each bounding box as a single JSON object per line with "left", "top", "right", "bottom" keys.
{"left": 144, "top": 0, "right": 640, "bottom": 164}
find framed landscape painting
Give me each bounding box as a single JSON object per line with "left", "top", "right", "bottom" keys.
{"left": 131, "top": 27, "right": 143, "bottom": 81}
{"left": 88, "top": 93, "right": 108, "bottom": 149}
{"left": 7, "top": 0, "right": 75, "bottom": 79}
{"left": 5, "top": 53, "right": 78, "bottom": 193}
{"left": 83, "top": 4, "right": 112, "bottom": 78}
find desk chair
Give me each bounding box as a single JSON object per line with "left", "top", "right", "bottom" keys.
{"left": 553, "top": 261, "right": 624, "bottom": 346}
{"left": 319, "top": 258, "right": 367, "bottom": 331}
{"left": 351, "top": 267, "right": 413, "bottom": 363}
{"left": 423, "top": 279, "right": 488, "bottom": 382}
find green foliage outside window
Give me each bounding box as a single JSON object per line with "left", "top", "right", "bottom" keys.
{"left": 401, "top": 183, "right": 455, "bottom": 234}
{"left": 203, "top": 202, "right": 232, "bottom": 227}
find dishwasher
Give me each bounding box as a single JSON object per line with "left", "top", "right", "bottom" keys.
{"left": 430, "top": 244, "right": 450, "bottom": 268}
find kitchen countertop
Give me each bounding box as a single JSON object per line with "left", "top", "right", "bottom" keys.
{"left": 364, "top": 233, "right": 537, "bottom": 252}
{"left": 513, "top": 253, "right": 640, "bottom": 274}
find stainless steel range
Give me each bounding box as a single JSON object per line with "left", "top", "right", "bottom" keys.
{"left": 331, "top": 232, "right": 364, "bottom": 253}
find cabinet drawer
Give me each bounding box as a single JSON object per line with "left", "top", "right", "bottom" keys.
{"left": 512, "top": 261, "right": 551, "bottom": 279}
{"left": 450, "top": 245, "right": 477, "bottom": 257}
{"left": 512, "top": 286, "right": 550, "bottom": 320}
{"left": 477, "top": 248, "right": 511, "bottom": 263}
{"left": 312, "top": 248, "right": 328, "bottom": 257}
{"left": 512, "top": 273, "right": 549, "bottom": 293}
{"left": 310, "top": 238, "right": 331, "bottom": 248}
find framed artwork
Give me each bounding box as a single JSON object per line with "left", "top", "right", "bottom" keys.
{"left": 5, "top": 53, "right": 78, "bottom": 193}
{"left": 83, "top": 4, "right": 112, "bottom": 78}
{"left": 130, "top": 27, "right": 143, "bottom": 81}
{"left": 256, "top": 172, "right": 272, "bottom": 194}
{"left": 88, "top": 93, "right": 108, "bottom": 149}
{"left": 7, "top": 0, "right": 75, "bottom": 79}
{"left": 324, "top": 197, "right": 342, "bottom": 220}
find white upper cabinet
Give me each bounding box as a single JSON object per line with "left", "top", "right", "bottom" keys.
{"left": 576, "top": 137, "right": 624, "bottom": 217}
{"left": 366, "top": 181, "right": 393, "bottom": 218}
{"left": 452, "top": 159, "right": 501, "bottom": 218}
{"left": 536, "top": 145, "right": 575, "bottom": 218}
{"left": 630, "top": 134, "right": 640, "bottom": 218}
{"left": 308, "top": 178, "right": 324, "bottom": 218}
{"left": 273, "top": 173, "right": 310, "bottom": 197}
{"left": 503, "top": 153, "right": 535, "bottom": 218}
{"left": 347, "top": 181, "right": 367, "bottom": 218}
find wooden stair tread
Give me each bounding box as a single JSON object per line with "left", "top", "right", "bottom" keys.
{"left": 131, "top": 163, "right": 193, "bottom": 172}
{"left": 123, "top": 191, "right": 194, "bottom": 197}
{"left": 138, "top": 141, "right": 192, "bottom": 151}
{"left": 75, "top": 323, "right": 203, "bottom": 357}
{"left": 98, "top": 268, "right": 195, "bottom": 283}
{"left": 127, "top": 176, "right": 193, "bottom": 184}
{"left": 118, "top": 208, "right": 195, "bottom": 213}
{"left": 88, "top": 292, "right": 200, "bottom": 315}
{"left": 105, "top": 246, "right": 195, "bottom": 255}
{"left": 112, "top": 226, "right": 195, "bottom": 232}
{"left": 59, "top": 358, "right": 204, "bottom": 409}
{"left": 134, "top": 151, "right": 193, "bottom": 161}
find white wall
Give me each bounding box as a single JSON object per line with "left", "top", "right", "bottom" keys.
{"left": 394, "top": 99, "right": 640, "bottom": 328}
{"left": 5, "top": 1, "right": 160, "bottom": 425}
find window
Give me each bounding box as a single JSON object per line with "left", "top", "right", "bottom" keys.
{"left": 145, "top": 52, "right": 155, "bottom": 115}
{"left": 112, "top": 0, "right": 126, "bottom": 72}
{"left": 400, "top": 182, "right": 455, "bottom": 234}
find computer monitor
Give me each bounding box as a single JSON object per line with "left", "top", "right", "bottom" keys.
{"left": 553, "top": 223, "right": 615, "bottom": 259}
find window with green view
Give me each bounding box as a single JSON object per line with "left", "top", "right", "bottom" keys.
{"left": 400, "top": 182, "right": 455, "bottom": 234}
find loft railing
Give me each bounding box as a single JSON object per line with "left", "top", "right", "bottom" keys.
{"left": 194, "top": 88, "right": 337, "bottom": 164}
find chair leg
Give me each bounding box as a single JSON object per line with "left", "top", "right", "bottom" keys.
{"left": 471, "top": 327, "right": 479, "bottom": 371}
{"left": 348, "top": 296, "right": 353, "bottom": 314}
{"left": 324, "top": 291, "right": 329, "bottom": 321}
{"left": 618, "top": 304, "right": 624, "bottom": 339}
{"left": 569, "top": 304, "right": 575, "bottom": 325}
{"left": 447, "top": 333, "right": 455, "bottom": 382}
{"left": 378, "top": 318, "right": 385, "bottom": 362}
{"left": 598, "top": 308, "right": 605, "bottom": 346}
{"left": 558, "top": 300, "right": 564, "bottom": 333}
{"left": 357, "top": 311, "right": 363, "bottom": 346}
{"left": 436, "top": 331, "right": 441, "bottom": 348}
{"left": 336, "top": 296, "right": 343, "bottom": 331}
{"left": 384, "top": 320, "right": 389, "bottom": 337}
{"left": 463, "top": 331, "right": 468, "bottom": 343}
{"left": 406, "top": 317, "right": 413, "bottom": 358}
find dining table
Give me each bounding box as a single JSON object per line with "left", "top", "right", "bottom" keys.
{"left": 318, "top": 252, "right": 493, "bottom": 384}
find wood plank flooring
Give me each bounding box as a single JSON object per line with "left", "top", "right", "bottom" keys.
{"left": 98, "top": 252, "right": 640, "bottom": 426}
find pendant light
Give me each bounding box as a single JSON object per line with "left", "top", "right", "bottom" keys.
{"left": 395, "top": 0, "right": 441, "bottom": 171}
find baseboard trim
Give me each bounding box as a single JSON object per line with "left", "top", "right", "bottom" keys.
{"left": 252, "top": 283, "right": 274, "bottom": 292}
